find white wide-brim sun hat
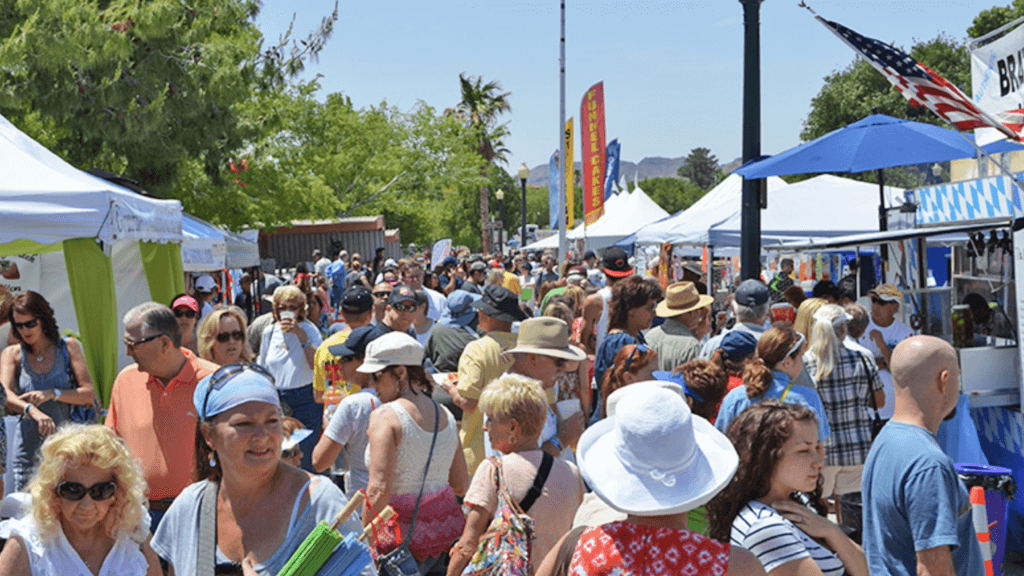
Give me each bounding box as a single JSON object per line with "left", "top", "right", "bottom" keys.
{"left": 577, "top": 383, "right": 738, "bottom": 517}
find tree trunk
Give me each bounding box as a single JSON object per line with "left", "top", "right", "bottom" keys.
{"left": 480, "top": 185, "right": 490, "bottom": 254}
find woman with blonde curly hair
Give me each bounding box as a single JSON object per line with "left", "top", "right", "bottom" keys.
{"left": 0, "top": 424, "right": 161, "bottom": 575}
{"left": 197, "top": 307, "right": 253, "bottom": 366}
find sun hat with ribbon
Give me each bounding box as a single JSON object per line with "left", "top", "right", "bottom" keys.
{"left": 576, "top": 385, "right": 738, "bottom": 516}
{"left": 656, "top": 281, "right": 714, "bottom": 318}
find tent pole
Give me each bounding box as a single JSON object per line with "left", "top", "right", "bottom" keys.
{"left": 877, "top": 169, "right": 888, "bottom": 284}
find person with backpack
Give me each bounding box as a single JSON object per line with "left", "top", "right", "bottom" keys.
{"left": 447, "top": 374, "right": 584, "bottom": 576}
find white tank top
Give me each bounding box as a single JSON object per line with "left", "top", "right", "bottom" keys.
{"left": 595, "top": 287, "right": 613, "bottom": 352}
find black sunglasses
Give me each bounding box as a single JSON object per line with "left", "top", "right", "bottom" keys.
{"left": 373, "top": 291, "right": 391, "bottom": 299}
{"left": 123, "top": 333, "right": 163, "bottom": 349}
{"left": 12, "top": 318, "right": 39, "bottom": 331}
{"left": 391, "top": 302, "right": 417, "bottom": 312}
{"left": 201, "top": 363, "right": 276, "bottom": 420}
{"left": 174, "top": 308, "right": 197, "bottom": 319}
{"left": 215, "top": 330, "right": 245, "bottom": 343}
{"left": 57, "top": 480, "right": 117, "bottom": 502}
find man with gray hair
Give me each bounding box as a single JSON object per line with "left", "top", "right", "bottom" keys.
{"left": 700, "top": 279, "right": 772, "bottom": 358}
{"left": 105, "top": 302, "right": 218, "bottom": 531}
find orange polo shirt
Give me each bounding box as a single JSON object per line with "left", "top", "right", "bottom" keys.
{"left": 105, "top": 349, "right": 218, "bottom": 500}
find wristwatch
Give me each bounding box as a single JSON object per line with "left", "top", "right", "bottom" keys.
{"left": 53, "top": 388, "right": 62, "bottom": 399}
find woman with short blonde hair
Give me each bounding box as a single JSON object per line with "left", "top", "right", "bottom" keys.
{"left": 449, "top": 374, "right": 584, "bottom": 575}
{"left": 0, "top": 424, "right": 160, "bottom": 575}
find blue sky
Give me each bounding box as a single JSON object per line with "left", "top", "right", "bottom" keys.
{"left": 255, "top": 1, "right": 989, "bottom": 175}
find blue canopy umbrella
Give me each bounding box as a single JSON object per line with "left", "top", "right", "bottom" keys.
{"left": 734, "top": 114, "right": 980, "bottom": 178}
{"left": 734, "top": 114, "right": 988, "bottom": 281}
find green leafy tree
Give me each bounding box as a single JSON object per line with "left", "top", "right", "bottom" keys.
{"left": 677, "top": 147, "right": 720, "bottom": 190}
{"left": 447, "top": 73, "right": 512, "bottom": 253}
{"left": 0, "top": 0, "right": 337, "bottom": 199}
{"left": 969, "top": 1, "right": 1024, "bottom": 38}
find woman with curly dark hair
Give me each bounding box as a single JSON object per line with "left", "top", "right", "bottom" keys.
{"left": 708, "top": 402, "right": 867, "bottom": 576}
{"left": 714, "top": 323, "right": 831, "bottom": 443}
{"left": 591, "top": 276, "right": 663, "bottom": 423}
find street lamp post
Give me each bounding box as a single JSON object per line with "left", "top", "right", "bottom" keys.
{"left": 518, "top": 163, "right": 529, "bottom": 252}
{"left": 496, "top": 189, "right": 505, "bottom": 257}
{"left": 739, "top": 0, "right": 764, "bottom": 281}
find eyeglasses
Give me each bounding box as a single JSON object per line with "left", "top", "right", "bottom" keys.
{"left": 123, "top": 333, "right": 163, "bottom": 350}
{"left": 174, "top": 308, "right": 197, "bottom": 319}
{"left": 57, "top": 480, "right": 117, "bottom": 502}
{"left": 391, "top": 303, "right": 417, "bottom": 313}
{"left": 215, "top": 330, "right": 245, "bottom": 343}
{"left": 201, "top": 363, "right": 276, "bottom": 420}
{"left": 623, "top": 344, "right": 649, "bottom": 372}
{"left": 373, "top": 291, "right": 391, "bottom": 299}
{"left": 12, "top": 318, "right": 39, "bottom": 331}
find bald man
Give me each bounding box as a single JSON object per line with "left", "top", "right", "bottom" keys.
{"left": 861, "top": 336, "right": 983, "bottom": 576}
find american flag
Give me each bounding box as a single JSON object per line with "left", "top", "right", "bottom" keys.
{"left": 812, "top": 12, "right": 1020, "bottom": 141}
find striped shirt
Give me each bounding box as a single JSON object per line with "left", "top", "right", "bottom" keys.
{"left": 732, "top": 500, "right": 844, "bottom": 576}
{"left": 804, "top": 346, "right": 883, "bottom": 466}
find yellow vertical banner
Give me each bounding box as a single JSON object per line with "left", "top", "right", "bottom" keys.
{"left": 564, "top": 118, "right": 575, "bottom": 228}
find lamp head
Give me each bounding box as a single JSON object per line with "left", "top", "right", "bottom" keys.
{"left": 517, "top": 162, "right": 530, "bottom": 181}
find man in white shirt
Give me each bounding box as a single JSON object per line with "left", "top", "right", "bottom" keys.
{"left": 858, "top": 284, "right": 914, "bottom": 420}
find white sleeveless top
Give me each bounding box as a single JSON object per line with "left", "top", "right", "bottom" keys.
{"left": 594, "top": 287, "right": 614, "bottom": 352}
{"left": 366, "top": 401, "right": 458, "bottom": 494}
{"left": 9, "top": 516, "right": 149, "bottom": 576}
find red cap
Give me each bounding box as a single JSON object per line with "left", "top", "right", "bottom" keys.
{"left": 172, "top": 295, "right": 199, "bottom": 314}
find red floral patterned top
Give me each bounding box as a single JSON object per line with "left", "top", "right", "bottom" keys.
{"left": 569, "top": 521, "right": 730, "bottom": 576}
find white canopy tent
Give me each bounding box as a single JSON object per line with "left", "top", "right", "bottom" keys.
{"left": 0, "top": 113, "right": 185, "bottom": 403}
{"left": 707, "top": 175, "right": 905, "bottom": 247}
{"left": 631, "top": 174, "right": 789, "bottom": 247}
{"left": 182, "top": 215, "right": 227, "bottom": 272}
{"left": 523, "top": 186, "right": 668, "bottom": 251}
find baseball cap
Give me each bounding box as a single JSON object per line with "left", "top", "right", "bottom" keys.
{"left": 194, "top": 275, "right": 217, "bottom": 293}
{"left": 388, "top": 285, "right": 417, "bottom": 305}
{"left": 602, "top": 248, "right": 633, "bottom": 278}
{"left": 356, "top": 332, "right": 425, "bottom": 373}
{"left": 341, "top": 285, "right": 373, "bottom": 314}
{"left": 469, "top": 261, "right": 488, "bottom": 273}
{"left": 869, "top": 284, "right": 903, "bottom": 304}
{"left": 171, "top": 295, "right": 200, "bottom": 314}
{"left": 734, "top": 279, "right": 769, "bottom": 306}
{"left": 327, "top": 326, "right": 375, "bottom": 358}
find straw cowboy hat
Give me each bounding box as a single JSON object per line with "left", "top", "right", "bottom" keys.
{"left": 576, "top": 385, "right": 738, "bottom": 516}
{"left": 656, "top": 281, "right": 714, "bottom": 318}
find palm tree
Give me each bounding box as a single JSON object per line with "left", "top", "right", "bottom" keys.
{"left": 447, "top": 73, "right": 511, "bottom": 253}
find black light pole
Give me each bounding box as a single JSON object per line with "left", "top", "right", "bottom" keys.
{"left": 739, "top": 0, "right": 764, "bottom": 280}
{"left": 518, "top": 163, "right": 530, "bottom": 251}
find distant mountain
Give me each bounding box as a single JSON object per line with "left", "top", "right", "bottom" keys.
{"left": 525, "top": 155, "right": 743, "bottom": 187}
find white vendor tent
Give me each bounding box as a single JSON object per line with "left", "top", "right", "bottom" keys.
{"left": 631, "top": 174, "right": 789, "bottom": 247}
{"left": 0, "top": 113, "right": 186, "bottom": 404}
{"left": 707, "top": 174, "right": 904, "bottom": 247}
{"left": 523, "top": 186, "right": 668, "bottom": 251}
{"left": 182, "top": 214, "right": 227, "bottom": 272}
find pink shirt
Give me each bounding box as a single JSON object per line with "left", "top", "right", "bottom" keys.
{"left": 464, "top": 451, "right": 584, "bottom": 572}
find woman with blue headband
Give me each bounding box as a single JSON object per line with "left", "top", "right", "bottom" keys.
{"left": 150, "top": 364, "right": 368, "bottom": 576}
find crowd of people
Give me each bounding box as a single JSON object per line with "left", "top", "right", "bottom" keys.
{"left": 0, "top": 244, "right": 988, "bottom": 576}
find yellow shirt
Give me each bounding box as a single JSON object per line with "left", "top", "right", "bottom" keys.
{"left": 312, "top": 327, "right": 360, "bottom": 395}
{"left": 457, "top": 331, "right": 516, "bottom": 476}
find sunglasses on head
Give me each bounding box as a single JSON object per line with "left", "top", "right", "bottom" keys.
{"left": 57, "top": 480, "right": 117, "bottom": 501}
{"left": 391, "top": 302, "right": 417, "bottom": 313}
{"left": 215, "top": 330, "right": 245, "bottom": 343}
{"left": 12, "top": 318, "right": 39, "bottom": 331}
{"left": 123, "top": 333, "right": 163, "bottom": 349}
{"left": 174, "top": 308, "right": 197, "bottom": 319}
{"left": 623, "top": 344, "right": 649, "bottom": 372}
{"left": 202, "top": 363, "right": 276, "bottom": 420}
